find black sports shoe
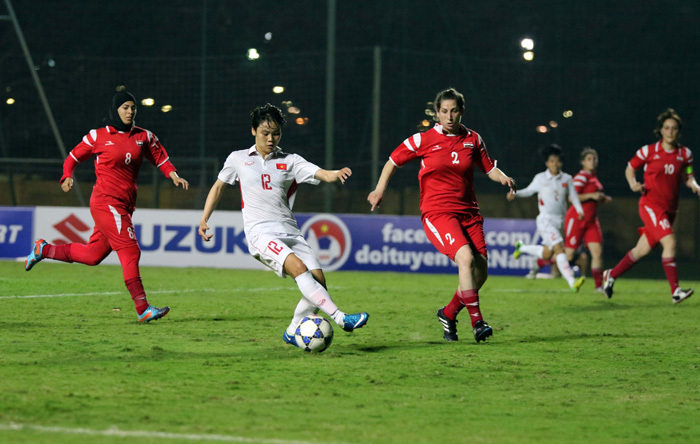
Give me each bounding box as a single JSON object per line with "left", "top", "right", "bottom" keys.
{"left": 437, "top": 307, "right": 458, "bottom": 341}
{"left": 472, "top": 320, "right": 493, "bottom": 343}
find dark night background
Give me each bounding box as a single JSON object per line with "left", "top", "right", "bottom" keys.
{"left": 2, "top": 0, "right": 700, "bottom": 203}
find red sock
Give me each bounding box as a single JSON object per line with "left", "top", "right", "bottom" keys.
{"left": 458, "top": 289, "right": 483, "bottom": 327}
{"left": 125, "top": 277, "right": 149, "bottom": 314}
{"left": 443, "top": 291, "right": 463, "bottom": 320}
{"left": 611, "top": 251, "right": 637, "bottom": 279}
{"left": 592, "top": 268, "right": 603, "bottom": 288}
{"left": 537, "top": 258, "right": 552, "bottom": 268}
{"left": 661, "top": 257, "right": 679, "bottom": 294}
{"left": 46, "top": 244, "right": 73, "bottom": 262}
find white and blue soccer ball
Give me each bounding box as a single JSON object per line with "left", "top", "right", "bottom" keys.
{"left": 295, "top": 315, "right": 333, "bottom": 353}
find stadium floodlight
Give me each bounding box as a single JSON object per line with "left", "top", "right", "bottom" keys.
{"left": 6, "top": 98, "right": 15, "bottom": 105}
{"left": 523, "top": 51, "right": 534, "bottom": 61}
{"left": 141, "top": 98, "right": 155, "bottom": 106}
{"left": 295, "top": 117, "right": 308, "bottom": 125}
{"left": 549, "top": 120, "right": 558, "bottom": 128}
{"left": 272, "top": 86, "right": 285, "bottom": 94}
{"left": 536, "top": 125, "right": 548, "bottom": 133}
{"left": 265, "top": 32, "right": 272, "bottom": 41}
{"left": 288, "top": 106, "right": 300, "bottom": 114}
{"left": 247, "top": 48, "right": 260, "bottom": 60}
{"left": 521, "top": 38, "right": 534, "bottom": 50}
{"left": 563, "top": 110, "right": 574, "bottom": 118}
{"left": 161, "top": 105, "right": 173, "bottom": 113}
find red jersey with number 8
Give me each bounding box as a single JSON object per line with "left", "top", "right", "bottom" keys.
{"left": 628, "top": 141, "right": 694, "bottom": 213}
{"left": 61, "top": 125, "right": 176, "bottom": 211}
{"left": 389, "top": 124, "right": 496, "bottom": 215}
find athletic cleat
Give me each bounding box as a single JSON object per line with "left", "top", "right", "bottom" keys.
{"left": 283, "top": 330, "right": 300, "bottom": 347}
{"left": 572, "top": 276, "right": 585, "bottom": 293}
{"left": 25, "top": 239, "right": 48, "bottom": 271}
{"left": 138, "top": 305, "right": 170, "bottom": 323}
{"left": 436, "top": 307, "right": 458, "bottom": 341}
{"left": 525, "top": 264, "right": 540, "bottom": 279}
{"left": 473, "top": 320, "right": 493, "bottom": 343}
{"left": 513, "top": 240, "right": 523, "bottom": 260}
{"left": 572, "top": 265, "right": 581, "bottom": 278}
{"left": 602, "top": 269, "right": 615, "bottom": 299}
{"left": 595, "top": 286, "right": 606, "bottom": 294}
{"left": 341, "top": 312, "right": 369, "bottom": 332}
{"left": 672, "top": 287, "right": 694, "bottom": 304}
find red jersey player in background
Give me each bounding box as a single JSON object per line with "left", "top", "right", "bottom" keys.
{"left": 368, "top": 87, "right": 516, "bottom": 342}
{"left": 564, "top": 147, "right": 611, "bottom": 293}
{"left": 24, "top": 90, "right": 190, "bottom": 322}
{"left": 603, "top": 108, "right": 700, "bottom": 303}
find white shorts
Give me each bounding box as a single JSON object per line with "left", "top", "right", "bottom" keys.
{"left": 536, "top": 214, "right": 564, "bottom": 249}
{"left": 248, "top": 232, "right": 321, "bottom": 278}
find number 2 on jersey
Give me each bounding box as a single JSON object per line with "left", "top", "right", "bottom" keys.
{"left": 451, "top": 152, "right": 459, "bottom": 164}
{"left": 261, "top": 174, "right": 272, "bottom": 190}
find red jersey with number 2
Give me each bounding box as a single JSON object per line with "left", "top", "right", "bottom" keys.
{"left": 628, "top": 141, "right": 694, "bottom": 213}
{"left": 389, "top": 124, "right": 496, "bottom": 215}
{"left": 61, "top": 125, "right": 176, "bottom": 212}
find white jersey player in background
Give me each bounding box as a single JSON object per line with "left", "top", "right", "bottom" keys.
{"left": 198, "top": 104, "right": 369, "bottom": 348}
{"left": 508, "top": 144, "right": 586, "bottom": 292}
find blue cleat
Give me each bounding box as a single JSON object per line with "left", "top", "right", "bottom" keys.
{"left": 341, "top": 312, "right": 369, "bottom": 332}
{"left": 473, "top": 320, "right": 493, "bottom": 343}
{"left": 513, "top": 240, "right": 523, "bottom": 259}
{"left": 25, "top": 239, "right": 48, "bottom": 271}
{"left": 283, "top": 330, "right": 300, "bottom": 347}
{"left": 138, "top": 305, "right": 170, "bottom": 323}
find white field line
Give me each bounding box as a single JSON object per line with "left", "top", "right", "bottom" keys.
{"left": 0, "top": 422, "right": 363, "bottom": 444}
{"left": 0, "top": 287, "right": 309, "bottom": 300}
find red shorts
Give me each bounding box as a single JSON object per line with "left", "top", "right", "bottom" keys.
{"left": 564, "top": 215, "right": 602, "bottom": 249}
{"left": 422, "top": 212, "right": 487, "bottom": 260}
{"left": 638, "top": 203, "right": 675, "bottom": 248}
{"left": 90, "top": 204, "right": 139, "bottom": 252}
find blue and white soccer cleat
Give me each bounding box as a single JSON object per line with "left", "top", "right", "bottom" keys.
{"left": 472, "top": 320, "right": 493, "bottom": 343}
{"left": 283, "top": 330, "right": 300, "bottom": 347}
{"left": 341, "top": 312, "right": 369, "bottom": 332}
{"left": 513, "top": 240, "right": 523, "bottom": 260}
{"left": 138, "top": 305, "right": 170, "bottom": 323}
{"left": 25, "top": 238, "right": 48, "bottom": 271}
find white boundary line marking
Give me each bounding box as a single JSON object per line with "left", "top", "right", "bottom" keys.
{"left": 0, "top": 423, "right": 363, "bottom": 444}
{"left": 0, "top": 287, "right": 312, "bottom": 300}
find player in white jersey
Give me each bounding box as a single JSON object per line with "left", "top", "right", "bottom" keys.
{"left": 508, "top": 145, "right": 586, "bottom": 292}
{"left": 198, "top": 104, "right": 369, "bottom": 348}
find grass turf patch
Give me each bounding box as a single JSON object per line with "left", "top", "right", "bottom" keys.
{"left": 1, "top": 261, "right": 699, "bottom": 443}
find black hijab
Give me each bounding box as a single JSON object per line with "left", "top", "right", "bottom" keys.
{"left": 105, "top": 91, "right": 136, "bottom": 132}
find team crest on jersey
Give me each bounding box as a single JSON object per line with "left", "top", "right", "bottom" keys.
{"left": 464, "top": 143, "right": 474, "bottom": 148}
{"left": 300, "top": 214, "right": 352, "bottom": 271}
{"left": 136, "top": 140, "right": 144, "bottom": 146}
{"left": 276, "top": 163, "right": 287, "bottom": 170}
{"left": 245, "top": 161, "right": 255, "bottom": 166}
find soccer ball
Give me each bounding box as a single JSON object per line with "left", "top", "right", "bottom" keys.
{"left": 295, "top": 315, "right": 333, "bottom": 353}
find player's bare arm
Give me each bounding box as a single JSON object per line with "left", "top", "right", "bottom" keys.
{"left": 488, "top": 167, "right": 517, "bottom": 194}
{"left": 198, "top": 179, "right": 227, "bottom": 242}
{"left": 315, "top": 167, "right": 352, "bottom": 184}
{"left": 169, "top": 171, "right": 190, "bottom": 190}
{"left": 687, "top": 175, "right": 700, "bottom": 196}
{"left": 368, "top": 160, "right": 397, "bottom": 211}
{"left": 625, "top": 165, "right": 644, "bottom": 193}
{"left": 60, "top": 177, "right": 73, "bottom": 193}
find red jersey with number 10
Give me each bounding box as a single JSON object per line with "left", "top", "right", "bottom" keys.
{"left": 628, "top": 141, "right": 694, "bottom": 213}
{"left": 389, "top": 124, "right": 496, "bottom": 215}
{"left": 61, "top": 125, "right": 177, "bottom": 212}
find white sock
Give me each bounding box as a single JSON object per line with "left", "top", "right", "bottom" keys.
{"left": 556, "top": 253, "right": 575, "bottom": 287}
{"left": 295, "top": 271, "right": 345, "bottom": 325}
{"left": 287, "top": 298, "right": 319, "bottom": 335}
{"left": 521, "top": 244, "right": 544, "bottom": 259}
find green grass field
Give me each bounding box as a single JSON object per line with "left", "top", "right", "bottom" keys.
{"left": 1, "top": 261, "right": 699, "bottom": 444}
